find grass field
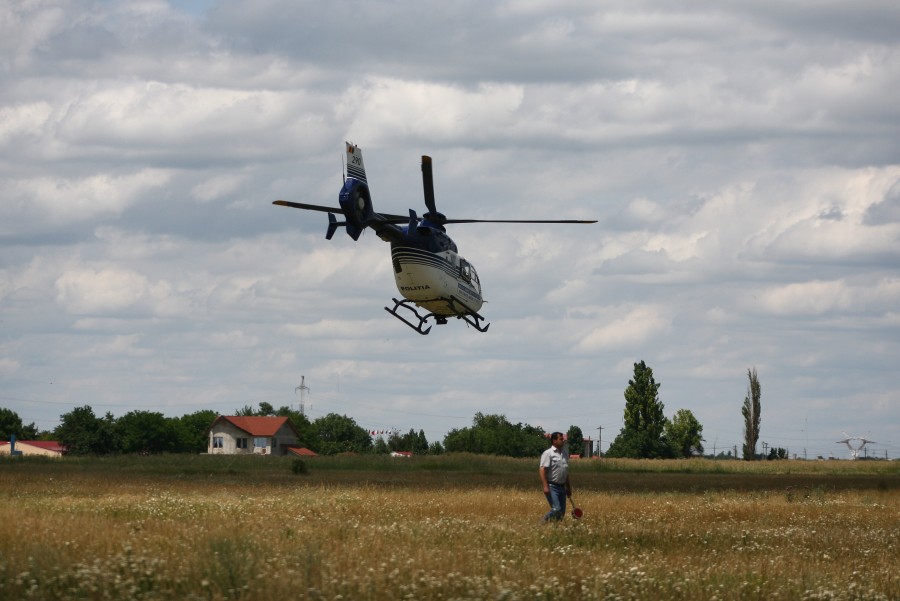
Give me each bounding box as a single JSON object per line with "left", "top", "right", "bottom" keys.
{"left": 1, "top": 454, "right": 897, "bottom": 600}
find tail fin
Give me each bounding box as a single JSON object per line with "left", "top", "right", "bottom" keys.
{"left": 338, "top": 142, "right": 374, "bottom": 240}
{"left": 345, "top": 142, "right": 367, "bottom": 184}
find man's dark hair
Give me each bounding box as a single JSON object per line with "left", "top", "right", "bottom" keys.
{"left": 551, "top": 432, "right": 564, "bottom": 441}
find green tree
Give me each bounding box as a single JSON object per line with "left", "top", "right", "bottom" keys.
{"left": 55, "top": 405, "right": 119, "bottom": 455}
{"left": 373, "top": 436, "right": 390, "bottom": 454}
{"left": 116, "top": 411, "right": 182, "bottom": 454}
{"left": 310, "top": 413, "right": 372, "bottom": 455}
{"left": 566, "top": 425, "right": 585, "bottom": 457}
{"left": 665, "top": 409, "right": 704, "bottom": 457}
{"left": 767, "top": 447, "right": 787, "bottom": 460}
{"left": 178, "top": 410, "right": 219, "bottom": 453}
{"left": 234, "top": 402, "right": 276, "bottom": 416}
{"left": 443, "top": 413, "right": 546, "bottom": 457}
{"left": 0, "top": 408, "right": 39, "bottom": 440}
{"left": 387, "top": 431, "right": 404, "bottom": 452}
{"left": 389, "top": 428, "right": 430, "bottom": 454}
{"left": 742, "top": 367, "right": 761, "bottom": 461}
{"left": 416, "top": 429, "right": 429, "bottom": 454}
{"left": 606, "top": 361, "right": 671, "bottom": 458}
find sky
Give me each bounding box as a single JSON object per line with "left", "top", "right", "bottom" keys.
{"left": 2, "top": 0, "right": 899, "bottom": 460}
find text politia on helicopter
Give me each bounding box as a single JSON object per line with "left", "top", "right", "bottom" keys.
{"left": 274, "top": 142, "right": 597, "bottom": 335}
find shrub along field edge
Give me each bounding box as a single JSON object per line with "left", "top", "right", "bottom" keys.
{"left": 2, "top": 452, "right": 896, "bottom": 493}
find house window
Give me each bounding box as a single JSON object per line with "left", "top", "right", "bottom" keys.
{"left": 254, "top": 437, "right": 268, "bottom": 449}
{"left": 212, "top": 436, "right": 223, "bottom": 449}
{"left": 236, "top": 437, "right": 248, "bottom": 449}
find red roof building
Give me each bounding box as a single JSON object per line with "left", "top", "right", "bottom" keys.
{"left": 206, "top": 416, "right": 300, "bottom": 456}
{"left": 0, "top": 440, "right": 66, "bottom": 457}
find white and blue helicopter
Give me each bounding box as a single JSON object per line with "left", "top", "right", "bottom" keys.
{"left": 274, "top": 142, "right": 596, "bottom": 335}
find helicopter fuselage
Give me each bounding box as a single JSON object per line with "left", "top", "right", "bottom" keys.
{"left": 337, "top": 173, "right": 487, "bottom": 326}
{"left": 389, "top": 231, "right": 484, "bottom": 317}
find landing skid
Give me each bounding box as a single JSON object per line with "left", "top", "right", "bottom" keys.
{"left": 384, "top": 297, "right": 490, "bottom": 335}
{"left": 385, "top": 298, "right": 436, "bottom": 335}
{"left": 454, "top": 306, "right": 490, "bottom": 333}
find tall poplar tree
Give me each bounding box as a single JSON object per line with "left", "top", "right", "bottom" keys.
{"left": 742, "top": 367, "right": 762, "bottom": 460}
{"left": 607, "top": 360, "right": 670, "bottom": 458}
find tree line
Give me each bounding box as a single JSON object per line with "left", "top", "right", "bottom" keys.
{"left": 2, "top": 360, "right": 769, "bottom": 459}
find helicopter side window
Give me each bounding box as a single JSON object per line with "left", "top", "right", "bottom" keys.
{"left": 460, "top": 260, "right": 472, "bottom": 283}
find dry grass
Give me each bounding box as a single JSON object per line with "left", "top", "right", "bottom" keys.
{"left": 0, "top": 455, "right": 897, "bottom": 600}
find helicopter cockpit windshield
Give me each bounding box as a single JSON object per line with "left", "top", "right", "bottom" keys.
{"left": 459, "top": 259, "right": 481, "bottom": 290}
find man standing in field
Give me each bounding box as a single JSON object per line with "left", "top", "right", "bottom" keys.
{"left": 539, "top": 432, "right": 572, "bottom": 522}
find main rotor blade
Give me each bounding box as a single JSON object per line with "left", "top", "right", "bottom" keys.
{"left": 274, "top": 200, "right": 597, "bottom": 225}
{"left": 274, "top": 201, "right": 410, "bottom": 223}
{"left": 443, "top": 218, "right": 598, "bottom": 224}
{"left": 273, "top": 200, "right": 341, "bottom": 213}
{"left": 421, "top": 156, "right": 437, "bottom": 215}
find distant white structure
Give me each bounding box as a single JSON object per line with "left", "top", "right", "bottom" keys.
{"left": 836, "top": 433, "right": 875, "bottom": 460}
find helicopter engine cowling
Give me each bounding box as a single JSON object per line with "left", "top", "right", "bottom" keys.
{"left": 338, "top": 179, "right": 374, "bottom": 240}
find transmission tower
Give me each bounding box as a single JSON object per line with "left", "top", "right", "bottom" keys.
{"left": 294, "top": 376, "right": 311, "bottom": 416}
{"left": 836, "top": 433, "right": 875, "bottom": 460}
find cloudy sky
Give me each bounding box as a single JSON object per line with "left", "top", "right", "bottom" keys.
{"left": 2, "top": 0, "right": 898, "bottom": 459}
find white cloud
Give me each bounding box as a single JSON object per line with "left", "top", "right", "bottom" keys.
{"left": 207, "top": 330, "right": 259, "bottom": 349}
{"left": 1, "top": 170, "right": 171, "bottom": 230}
{"left": 191, "top": 174, "right": 248, "bottom": 203}
{"left": 576, "top": 305, "right": 671, "bottom": 351}
{"left": 337, "top": 78, "right": 525, "bottom": 144}
{"left": 54, "top": 267, "right": 151, "bottom": 314}
{"left": 757, "top": 277, "right": 900, "bottom": 317}
{"left": 757, "top": 279, "right": 852, "bottom": 316}
{"left": 1, "top": 0, "right": 898, "bottom": 455}
{"left": 53, "top": 82, "right": 289, "bottom": 147}
{"left": 0, "top": 357, "right": 21, "bottom": 377}
{"left": 0, "top": 102, "right": 53, "bottom": 142}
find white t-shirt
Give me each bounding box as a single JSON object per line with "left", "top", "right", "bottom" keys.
{"left": 540, "top": 445, "right": 569, "bottom": 484}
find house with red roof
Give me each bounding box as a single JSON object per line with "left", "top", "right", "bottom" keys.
{"left": 0, "top": 440, "right": 66, "bottom": 458}
{"left": 207, "top": 416, "right": 300, "bottom": 456}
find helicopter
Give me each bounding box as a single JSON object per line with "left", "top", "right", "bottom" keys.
{"left": 273, "top": 142, "right": 596, "bottom": 335}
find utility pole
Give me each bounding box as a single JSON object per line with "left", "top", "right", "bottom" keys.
{"left": 294, "top": 376, "right": 310, "bottom": 417}
{"left": 595, "top": 425, "right": 603, "bottom": 457}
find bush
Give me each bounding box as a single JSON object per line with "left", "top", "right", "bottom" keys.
{"left": 291, "top": 459, "right": 309, "bottom": 475}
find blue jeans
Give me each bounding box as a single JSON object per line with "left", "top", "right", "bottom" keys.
{"left": 543, "top": 482, "right": 567, "bottom": 521}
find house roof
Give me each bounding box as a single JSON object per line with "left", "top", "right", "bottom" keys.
{"left": 1, "top": 440, "right": 66, "bottom": 453}
{"left": 287, "top": 446, "right": 317, "bottom": 457}
{"left": 209, "top": 415, "right": 298, "bottom": 437}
